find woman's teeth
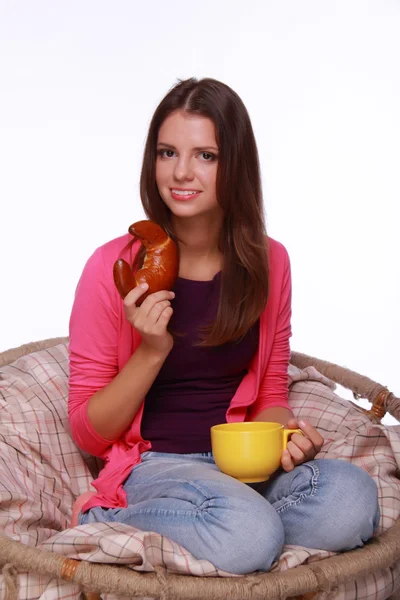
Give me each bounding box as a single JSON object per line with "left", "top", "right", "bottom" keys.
{"left": 172, "top": 190, "right": 199, "bottom": 196}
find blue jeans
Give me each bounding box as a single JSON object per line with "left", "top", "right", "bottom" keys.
{"left": 79, "top": 452, "right": 380, "bottom": 575}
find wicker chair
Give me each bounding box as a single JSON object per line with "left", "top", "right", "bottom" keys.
{"left": 0, "top": 337, "right": 399, "bottom": 600}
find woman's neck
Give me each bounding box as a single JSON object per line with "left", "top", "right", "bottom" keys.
{"left": 172, "top": 215, "right": 223, "bottom": 280}
{"left": 173, "top": 214, "right": 221, "bottom": 256}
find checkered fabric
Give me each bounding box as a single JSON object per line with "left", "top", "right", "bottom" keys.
{"left": 0, "top": 343, "right": 399, "bottom": 599}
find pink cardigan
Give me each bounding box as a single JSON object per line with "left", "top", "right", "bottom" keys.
{"left": 68, "top": 234, "right": 292, "bottom": 512}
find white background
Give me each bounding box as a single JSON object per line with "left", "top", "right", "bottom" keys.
{"left": 1, "top": 1, "right": 398, "bottom": 423}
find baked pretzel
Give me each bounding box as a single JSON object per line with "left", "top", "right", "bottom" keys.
{"left": 113, "top": 220, "right": 179, "bottom": 305}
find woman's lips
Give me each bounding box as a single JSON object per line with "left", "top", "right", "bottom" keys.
{"left": 170, "top": 189, "right": 201, "bottom": 201}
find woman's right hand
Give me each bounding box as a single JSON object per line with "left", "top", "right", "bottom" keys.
{"left": 123, "top": 283, "right": 175, "bottom": 357}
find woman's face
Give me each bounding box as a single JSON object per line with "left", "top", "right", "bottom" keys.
{"left": 155, "top": 110, "right": 221, "bottom": 223}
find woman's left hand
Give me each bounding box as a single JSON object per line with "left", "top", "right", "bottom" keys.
{"left": 281, "top": 418, "right": 324, "bottom": 472}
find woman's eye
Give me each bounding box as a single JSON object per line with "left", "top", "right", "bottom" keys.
{"left": 158, "top": 149, "right": 175, "bottom": 158}
{"left": 200, "top": 152, "right": 216, "bottom": 162}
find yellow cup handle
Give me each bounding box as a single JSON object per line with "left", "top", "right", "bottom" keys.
{"left": 282, "top": 428, "right": 303, "bottom": 450}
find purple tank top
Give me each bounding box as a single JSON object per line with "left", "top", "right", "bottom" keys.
{"left": 140, "top": 272, "right": 259, "bottom": 453}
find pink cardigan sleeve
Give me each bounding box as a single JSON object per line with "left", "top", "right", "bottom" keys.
{"left": 248, "top": 243, "right": 292, "bottom": 418}
{"left": 68, "top": 247, "right": 121, "bottom": 457}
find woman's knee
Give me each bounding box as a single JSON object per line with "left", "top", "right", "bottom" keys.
{"left": 320, "top": 459, "right": 380, "bottom": 549}
{"left": 204, "top": 490, "right": 284, "bottom": 574}
{"left": 283, "top": 459, "right": 380, "bottom": 552}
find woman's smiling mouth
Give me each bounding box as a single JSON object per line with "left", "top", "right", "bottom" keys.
{"left": 170, "top": 189, "right": 201, "bottom": 200}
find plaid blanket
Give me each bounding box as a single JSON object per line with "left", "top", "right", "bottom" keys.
{"left": 0, "top": 343, "right": 399, "bottom": 600}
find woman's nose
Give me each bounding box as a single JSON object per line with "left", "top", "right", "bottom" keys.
{"left": 173, "top": 157, "right": 194, "bottom": 181}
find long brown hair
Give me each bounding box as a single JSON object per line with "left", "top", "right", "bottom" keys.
{"left": 135, "top": 77, "right": 269, "bottom": 346}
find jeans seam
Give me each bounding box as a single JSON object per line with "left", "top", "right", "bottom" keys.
{"left": 274, "top": 462, "right": 320, "bottom": 515}
{"left": 131, "top": 506, "right": 207, "bottom": 518}
{"left": 125, "top": 478, "right": 216, "bottom": 508}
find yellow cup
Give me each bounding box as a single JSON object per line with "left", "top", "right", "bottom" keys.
{"left": 211, "top": 421, "right": 302, "bottom": 483}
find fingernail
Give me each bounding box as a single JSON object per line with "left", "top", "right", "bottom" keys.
{"left": 140, "top": 283, "right": 149, "bottom": 289}
{"left": 298, "top": 420, "right": 307, "bottom": 428}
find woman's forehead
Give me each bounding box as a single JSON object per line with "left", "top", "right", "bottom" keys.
{"left": 158, "top": 110, "right": 218, "bottom": 148}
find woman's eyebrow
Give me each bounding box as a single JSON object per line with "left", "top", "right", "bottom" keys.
{"left": 157, "top": 142, "right": 219, "bottom": 152}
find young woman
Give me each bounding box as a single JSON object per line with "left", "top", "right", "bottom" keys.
{"left": 68, "top": 77, "right": 379, "bottom": 575}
